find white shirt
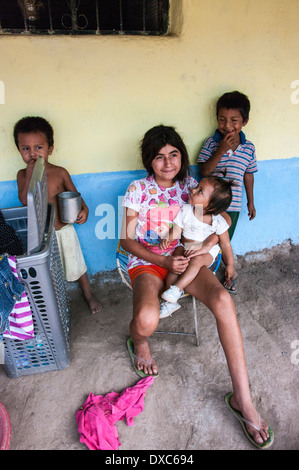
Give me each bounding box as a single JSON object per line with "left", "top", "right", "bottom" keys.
{"left": 174, "top": 204, "right": 229, "bottom": 242}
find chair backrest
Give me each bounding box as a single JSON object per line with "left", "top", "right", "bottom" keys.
{"left": 116, "top": 241, "right": 222, "bottom": 291}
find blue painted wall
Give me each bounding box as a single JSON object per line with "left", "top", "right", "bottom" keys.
{"left": 1, "top": 157, "right": 298, "bottom": 274}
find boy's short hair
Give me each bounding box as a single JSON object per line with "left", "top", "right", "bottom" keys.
{"left": 216, "top": 91, "right": 250, "bottom": 122}
{"left": 14, "top": 116, "right": 54, "bottom": 148}
{"left": 204, "top": 174, "right": 233, "bottom": 215}
{"left": 141, "top": 125, "right": 190, "bottom": 182}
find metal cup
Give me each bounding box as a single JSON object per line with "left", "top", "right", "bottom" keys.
{"left": 58, "top": 191, "right": 81, "bottom": 224}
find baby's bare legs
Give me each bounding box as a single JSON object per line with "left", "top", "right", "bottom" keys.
{"left": 174, "top": 253, "right": 213, "bottom": 291}
{"left": 78, "top": 272, "right": 102, "bottom": 314}
{"left": 164, "top": 246, "right": 184, "bottom": 289}
{"left": 164, "top": 245, "right": 213, "bottom": 292}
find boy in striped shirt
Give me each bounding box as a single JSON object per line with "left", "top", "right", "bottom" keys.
{"left": 197, "top": 91, "right": 257, "bottom": 293}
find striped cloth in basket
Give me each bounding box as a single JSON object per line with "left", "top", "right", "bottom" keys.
{"left": 3, "top": 256, "right": 34, "bottom": 341}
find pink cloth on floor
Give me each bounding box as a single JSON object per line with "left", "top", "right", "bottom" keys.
{"left": 76, "top": 376, "right": 154, "bottom": 450}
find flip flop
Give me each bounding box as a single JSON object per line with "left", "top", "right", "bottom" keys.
{"left": 225, "top": 392, "right": 274, "bottom": 450}
{"left": 223, "top": 275, "right": 238, "bottom": 294}
{"left": 126, "top": 337, "right": 159, "bottom": 379}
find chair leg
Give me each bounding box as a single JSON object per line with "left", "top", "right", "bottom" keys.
{"left": 154, "top": 296, "right": 200, "bottom": 346}
{"left": 192, "top": 296, "right": 199, "bottom": 346}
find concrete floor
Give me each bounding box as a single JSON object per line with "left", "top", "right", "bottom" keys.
{"left": 1, "top": 242, "right": 298, "bottom": 451}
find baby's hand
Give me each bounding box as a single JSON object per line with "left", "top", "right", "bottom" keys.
{"left": 159, "top": 238, "right": 170, "bottom": 250}
{"left": 184, "top": 249, "right": 199, "bottom": 258}
{"left": 225, "top": 264, "right": 235, "bottom": 281}
{"left": 184, "top": 242, "right": 205, "bottom": 258}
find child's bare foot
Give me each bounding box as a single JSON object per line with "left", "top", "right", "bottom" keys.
{"left": 85, "top": 293, "right": 102, "bottom": 315}
{"left": 78, "top": 273, "right": 102, "bottom": 314}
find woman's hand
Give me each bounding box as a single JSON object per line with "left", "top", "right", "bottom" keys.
{"left": 163, "top": 255, "right": 189, "bottom": 275}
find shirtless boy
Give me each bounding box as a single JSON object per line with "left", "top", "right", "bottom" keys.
{"left": 14, "top": 116, "right": 102, "bottom": 315}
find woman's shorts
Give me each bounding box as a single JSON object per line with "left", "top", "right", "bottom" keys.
{"left": 128, "top": 264, "right": 168, "bottom": 287}
{"left": 55, "top": 224, "right": 87, "bottom": 282}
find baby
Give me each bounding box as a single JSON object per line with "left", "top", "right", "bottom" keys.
{"left": 160, "top": 175, "right": 234, "bottom": 305}
{"left": 14, "top": 116, "right": 102, "bottom": 315}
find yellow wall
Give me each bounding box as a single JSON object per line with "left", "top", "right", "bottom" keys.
{"left": 1, "top": 0, "right": 298, "bottom": 181}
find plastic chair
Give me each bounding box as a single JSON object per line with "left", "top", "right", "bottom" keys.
{"left": 116, "top": 241, "right": 222, "bottom": 346}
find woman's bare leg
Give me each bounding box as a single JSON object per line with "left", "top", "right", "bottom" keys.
{"left": 185, "top": 267, "right": 270, "bottom": 445}
{"left": 130, "top": 273, "right": 164, "bottom": 375}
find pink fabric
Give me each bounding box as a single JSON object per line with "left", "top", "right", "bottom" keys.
{"left": 76, "top": 376, "right": 154, "bottom": 450}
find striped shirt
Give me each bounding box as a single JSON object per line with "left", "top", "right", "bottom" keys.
{"left": 197, "top": 130, "right": 258, "bottom": 212}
